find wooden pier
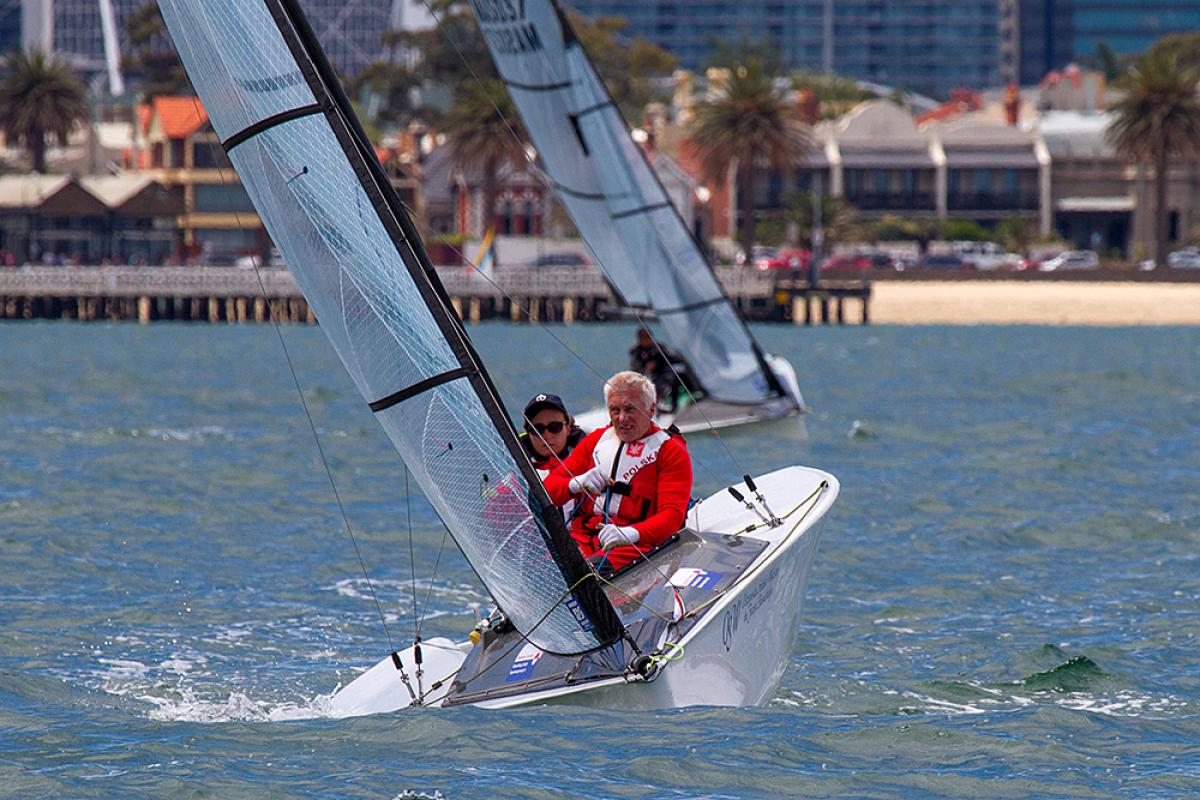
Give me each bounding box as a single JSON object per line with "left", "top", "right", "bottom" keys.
{"left": 0, "top": 265, "right": 872, "bottom": 324}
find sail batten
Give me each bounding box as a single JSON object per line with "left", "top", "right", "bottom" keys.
{"left": 368, "top": 368, "right": 475, "bottom": 413}
{"left": 158, "top": 0, "right": 621, "bottom": 655}
{"left": 473, "top": 0, "right": 796, "bottom": 407}
{"left": 223, "top": 103, "right": 324, "bottom": 150}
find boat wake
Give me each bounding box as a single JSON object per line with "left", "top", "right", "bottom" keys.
{"left": 141, "top": 686, "right": 337, "bottom": 723}
{"left": 80, "top": 651, "right": 340, "bottom": 722}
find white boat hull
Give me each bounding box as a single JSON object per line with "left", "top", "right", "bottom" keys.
{"left": 329, "top": 466, "right": 837, "bottom": 714}
{"left": 576, "top": 355, "right": 808, "bottom": 436}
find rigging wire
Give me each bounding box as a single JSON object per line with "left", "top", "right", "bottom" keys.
{"left": 184, "top": 93, "right": 403, "bottom": 662}
{"left": 405, "top": 465, "right": 419, "bottom": 642}
{"left": 413, "top": 0, "right": 757, "bottom": 478}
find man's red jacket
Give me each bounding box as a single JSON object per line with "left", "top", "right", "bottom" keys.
{"left": 544, "top": 424, "right": 692, "bottom": 571}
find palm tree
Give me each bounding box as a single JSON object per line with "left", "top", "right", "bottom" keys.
{"left": 440, "top": 78, "right": 526, "bottom": 238}
{"left": 0, "top": 50, "right": 90, "bottom": 173}
{"left": 1107, "top": 47, "right": 1200, "bottom": 263}
{"left": 688, "top": 58, "right": 812, "bottom": 262}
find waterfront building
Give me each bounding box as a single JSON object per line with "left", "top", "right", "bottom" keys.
{"left": 564, "top": 1, "right": 1200, "bottom": 99}
{"left": 1039, "top": 110, "right": 1198, "bottom": 259}
{"left": 0, "top": 173, "right": 180, "bottom": 264}
{"left": 132, "top": 96, "right": 265, "bottom": 262}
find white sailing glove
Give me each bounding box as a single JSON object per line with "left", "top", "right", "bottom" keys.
{"left": 598, "top": 524, "right": 640, "bottom": 549}
{"left": 569, "top": 466, "right": 609, "bottom": 496}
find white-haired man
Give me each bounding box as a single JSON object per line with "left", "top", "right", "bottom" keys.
{"left": 543, "top": 371, "right": 693, "bottom": 573}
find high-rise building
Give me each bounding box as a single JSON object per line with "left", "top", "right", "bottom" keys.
{"left": 564, "top": 0, "right": 1200, "bottom": 97}
{"left": 563, "top": 0, "right": 1007, "bottom": 99}
{"left": 0, "top": 1, "right": 21, "bottom": 55}
{"left": 0, "top": 0, "right": 404, "bottom": 82}
{"left": 1015, "top": 0, "right": 1073, "bottom": 85}
{"left": 1011, "top": 1, "right": 1200, "bottom": 85}
{"left": 1070, "top": 1, "right": 1200, "bottom": 60}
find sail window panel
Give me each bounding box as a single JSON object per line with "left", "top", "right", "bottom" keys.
{"left": 625, "top": 206, "right": 728, "bottom": 308}
{"left": 158, "top": 1, "right": 317, "bottom": 142}
{"left": 615, "top": 207, "right": 771, "bottom": 404}
{"left": 375, "top": 386, "right": 607, "bottom": 654}
{"left": 227, "top": 117, "right": 460, "bottom": 401}
{"left": 659, "top": 307, "right": 768, "bottom": 404}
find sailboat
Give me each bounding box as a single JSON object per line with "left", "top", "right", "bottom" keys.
{"left": 156, "top": 0, "right": 837, "bottom": 712}
{"left": 471, "top": 0, "right": 807, "bottom": 434}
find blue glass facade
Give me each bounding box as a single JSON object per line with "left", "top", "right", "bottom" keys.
{"left": 0, "top": 1, "right": 387, "bottom": 80}
{"left": 0, "top": 3, "right": 19, "bottom": 56}
{"left": 563, "top": 0, "right": 1006, "bottom": 98}
{"left": 1019, "top": 0, "right": 1200, "bottom": 83}
{"left": 566, "top": 0, "right": 1200, "bottom": 96}
{"left": 1071, "top": 1, "right": 1200, "bottom": 58}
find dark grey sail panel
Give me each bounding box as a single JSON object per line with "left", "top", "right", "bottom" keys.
{"left": 157, "top": 0, "right": 619, "bottom": 655}
{"left": 473, "top": 0, "right": 782, "bottom": 405}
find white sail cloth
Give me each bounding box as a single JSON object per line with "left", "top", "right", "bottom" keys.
{"left": 474, "top": 0, "right": 777, "bottom": 404}
{"left": 158, "top": 0, "right": 615, "bottom": 654}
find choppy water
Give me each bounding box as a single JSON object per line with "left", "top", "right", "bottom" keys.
{"left": 1, "top": 321, "right": 1198, "bottom": 799}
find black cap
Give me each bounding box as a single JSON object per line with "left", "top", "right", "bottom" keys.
{"left": 523, "top": 393, "right": 568, "bottom": 422}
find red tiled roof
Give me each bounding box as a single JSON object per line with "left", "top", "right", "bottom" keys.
{"left": 152, "top": 96, "right": 209, "bottom": 139}
{"left": 915, "top": 89, "right": 982, "bottom": 125}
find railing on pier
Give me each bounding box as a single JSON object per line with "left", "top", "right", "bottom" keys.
{"left": 0, "top": 265, "right": 871, "bottom": 324}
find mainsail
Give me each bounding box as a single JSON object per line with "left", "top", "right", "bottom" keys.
{"left": 471, "top": 0, "right": 791, "bottom": 406}
{"left": 157, "top": 0, "right": 622, "bottom": 655}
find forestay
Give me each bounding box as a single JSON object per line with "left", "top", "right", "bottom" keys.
{"left": 157, "top": 0, "right": 621, "bottom": 655}
{"left": 472, "top": 0, "right": 785, "bottom": 405}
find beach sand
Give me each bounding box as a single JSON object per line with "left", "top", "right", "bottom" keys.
{"left": 865, "top": 281, "right": 1200, "bottom": 325}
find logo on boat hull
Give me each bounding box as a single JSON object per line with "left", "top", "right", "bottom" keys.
{"left": 668, "top": 568, "right": 724, "bottom": 590}
{"left": 507, "top": 642, "right": 543, "bottom": 681}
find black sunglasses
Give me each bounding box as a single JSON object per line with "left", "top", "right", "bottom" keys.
{"left": 527, "top": 420, "right": 567, "bottom": 435}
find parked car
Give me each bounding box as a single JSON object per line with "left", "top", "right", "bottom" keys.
{"left": 920, "top": 252, "right": 964, "bottom": 268}
{"left": 234, "top": 247, "right": 285, "bottom": 269}
{"left": 1166, "top": 249, "right": 1200, "bottom": 269}
{"left": 952, "top": 241, "right": 1019, "bottom": 270}
{"left": 759, "top": 247, "right": 811, "bottom": 270}
{"left": 821, "top": 253, "right": 871, "bottom": 270}
{"left": 1038, "top": 250, "right": 1099, "bottom": 271}
{"left": 735, "top": 245, "right": 777, "bottom": 268}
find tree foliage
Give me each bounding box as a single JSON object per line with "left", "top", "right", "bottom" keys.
{"left": 0, "top": 50, "right": 90, "bottom": 172}
{"left": 440, "top": 77, "right": 527, "bottom": 233}
{"left": 786, "top": 192, "right": 860, "bottom": 250}
{"left": 1107, "top": 45, "right": 1200, "bottom": 261}
{"left": 124, "top": 1, "right": 190, "bottom": 99}
{"left": 994, "top": 217, "right": 1036, "bottom": 255}
{"left": 568, "top": 13, "right": 677, "bottom": 120}
{"left": 688, "top": 57, "right": 813, "bottom": 258}
{"left": 790, "top": 70, "right": 877, "bottom": 120}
